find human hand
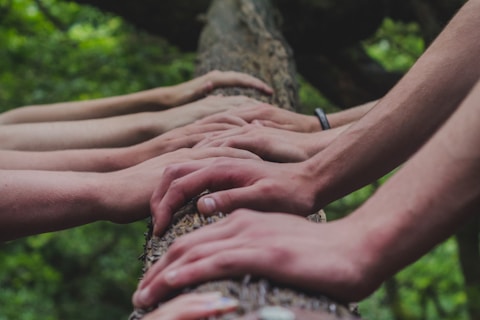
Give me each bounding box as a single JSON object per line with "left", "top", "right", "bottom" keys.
{"left": 196, "top": 103, "right": 320, "bottom": 133}
{"left": 141, "top": 292, "right": 238, "bottom": 320}
{"left": 196, "top": 123, "right": 319, "bottom": 162}
{"left": 133, "top": 121, "right": 242, "bottom": 163}
{"left": 133, "top": 210, "right": 379, "bottom": 308}
{"left": 167, "top": 70, "right": 273, "bottom": 106}
{"left": 159, "top": 95, "right": 263, "bottom": 132}
{"left": 102, "top": 147, "right": 260, "bottom": 224}
{"left": 150, "top": 157, "right": 321, "bottom": 234}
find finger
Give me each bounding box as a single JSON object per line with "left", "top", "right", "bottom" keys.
{"left": 196, "top": 184, "right": 273, "bottom": 215}
{"left": 150, "top": 161, "right": 212, "bottom": 234}
{"left": 136, "top": 247, "right": 268, "bottom": 306}
{"left": 196, "top": 113, "right": 249, "bottom": 126}
{"left": 194, "top": 129, "right": 246, "bottom": 148}
{"left": 190, "top": 147, "right": 260, "bottom": 161}
{"left": 138, "top": 218, "right": 242, "bottom": 292}
{"left": 254, "top": 119, "right": 292, "bottom": 131}
{"left": 185, "top": 123, "right": 239, "bottom": 135}
{"left": 210, "top": 71, "right": 273, "bottom": 94}
{"left": 141, "top": 292, "right": 238, "bottom": 320}
{"left": 152, "top": 157, "right": 264, "bottom": 234}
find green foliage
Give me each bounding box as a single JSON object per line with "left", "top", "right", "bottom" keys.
{"left": 363, "top": 18, "right": 425, "bottom": 72}
{"left": 0, "top": 0, "right": 194, "bottom": 112}
{"left": 298, "top": 76, "right": 339, "bottom": 114}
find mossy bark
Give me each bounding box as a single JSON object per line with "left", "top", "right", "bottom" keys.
{"left": 130, "top": 1, "right": 358, "bottom": 319}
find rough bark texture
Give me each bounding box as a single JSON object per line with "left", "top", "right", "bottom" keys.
{"left": 130, "top": 1, "right": 358, "bottom": 319}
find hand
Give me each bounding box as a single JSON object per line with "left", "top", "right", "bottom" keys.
{"left": 141, "top": 292, "right": 238, "bottom": 320}
{"left": 102, "top": 147, "right": 260, "bottom": 224}
{"left": 133, "top": 122, "right": 242, "bottom": 163}
{"left": 196, "top": 103, "right": 320, "bottom": 133}
{"left": 157, "top": 95, "right": 263, "bottom": 133}
{"left": 133, "top": 210, "right": 379, "bottom": 308}
{"left": 150, "top": 157, "right": 321, "bottom": 234}
{"left": 195, "top": 123, "right": 319, "bottom": 162}
{"left": 166, "top": 70, "right": 273, "bottom": 106}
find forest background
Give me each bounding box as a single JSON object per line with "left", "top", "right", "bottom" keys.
{"left": 0, "top": 0, "right": 477, "bottom": 319}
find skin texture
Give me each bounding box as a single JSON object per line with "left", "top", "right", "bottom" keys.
{"left": 0, "top": 70, "right": 272, "bottom": 124}
{"left": 195, "top": 103, "right": 321, "bottom": 132}
{"left": 195, "top": 122, "right": 349, "bottom": 162}
{"left": 149, "top": 0, "right": 480, "bottom": 234}
{"left": 134, "top": 79, "right": 480, "bottom": 308}
{"left": 0, "top": 122, "right": 240, "bottom": 171}
{"left": 0, "top": 147, "right": 259, "bottom": 242}
{"left": 142, "top": 292, "right": 238, "bottom": 320}
{"left": 0, "top": 95, "right": 262, "bottom": 151}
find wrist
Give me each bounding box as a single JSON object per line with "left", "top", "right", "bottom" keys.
{"left": 98, "top": 170, "right": 151, "bottom": 224}
{"left": 300, "top": 155, "right": 337, "bottom": 209}
{"left": 333, "top": 213, "right": 388, "bottom": 298}
{"left": 348, "top": 203, "right": 412, "bottom": 286}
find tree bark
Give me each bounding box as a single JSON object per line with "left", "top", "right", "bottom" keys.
{"left": 130, "top": 0, "right": 358, "bottom": 319}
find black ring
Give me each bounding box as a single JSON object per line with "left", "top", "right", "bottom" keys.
{"left": 314, "top": 108, "right": 331, "bottom": 130}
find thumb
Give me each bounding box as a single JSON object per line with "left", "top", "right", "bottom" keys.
{"left": 151, "top": 205, "right": 172, "bottom": 236}
{"left": 196, "top": 186, "right": 265, "bottom": 215}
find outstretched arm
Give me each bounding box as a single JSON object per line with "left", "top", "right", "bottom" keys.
{"left": 0, "top": 71, "right": 272, "bottom": 124}
{"left": 134, "top": 80, "right": 480, "bottom": 308}
{"left": 306, "top": 0, "right": 480, "bottom": 205}
{"left": 0, "top": 147, "right": 259, "bottom": 242}
{"left": 0, "top": 95, "right": 258, "bottom": 151}
{"left": 0, "top": 122, "right": 238, "bottom": 171}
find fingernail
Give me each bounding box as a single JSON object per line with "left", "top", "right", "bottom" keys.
{"left": 201, "top": 197, "right": 217, "bottom": 214}
{"left": 133, "top": 287, "right": 150, "bottom": 307}
{"left": 206, "top": 296, "right": 239, "bottom": 312}
{"left": 165, "top": 270, "right": 177, "bottom": 285}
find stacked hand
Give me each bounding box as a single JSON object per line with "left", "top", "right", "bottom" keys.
{"left": 134, "top": 210, "right": 378, "bottom": 308}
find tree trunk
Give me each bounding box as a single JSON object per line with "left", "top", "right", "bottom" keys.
{"left": 130, "top": 0, "right": 358, "bottom": 319}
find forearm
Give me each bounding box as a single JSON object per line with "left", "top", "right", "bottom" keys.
{"left": 327, "top": 100, "right": 377, "bottom": 128}
{"left": 0, "top": 88, "right": 170, "bottom": 124}
{"left": 0, "top": 147, "right": 137, "bottom": 172}
{"left": 351, "top": 80, "right": 480, "bottom": 283}
{"left": 308, "top": 0, "right": 480, "bottom": 206}
{"left": 0, "top": 170, "right": 107, "bottom": 241}
{"left": 0, "top": 112, "right": 159, "bottom": 150}
{"left": 304, "top": 124, "right": 351, "bottom": 158}
{"left": 0, "top": 96, "right": 258, "bottom": 151}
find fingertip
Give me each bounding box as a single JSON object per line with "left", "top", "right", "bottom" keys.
{"left": 251, "top": 119, "right": 265, "bottom": 126}
{"left": 263, "top": 85, "right": 274, "bottom": 95}
{"left": 132, "top": 287, "right": 152, "bottom": 308}
{"left": 203, "top": 80, "right": 214, "bottom": 93}
{"left": 152, "top": 211, "right": 171, "bottom": 237}
{"left": 197, "top": 196, "right": 217, "bottom": 215}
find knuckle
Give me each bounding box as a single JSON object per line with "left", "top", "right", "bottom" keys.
{"left": 163, "top": 164, "right": 181, "bottom": 180}
{"left": 212, "top": 253, "right": 237, "bottom": 271}
{"left": 266, "top": 245, "right": 292, "bottom": 264}
{"left": 259, "top": 180, "right": 278, "bottom": 196}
